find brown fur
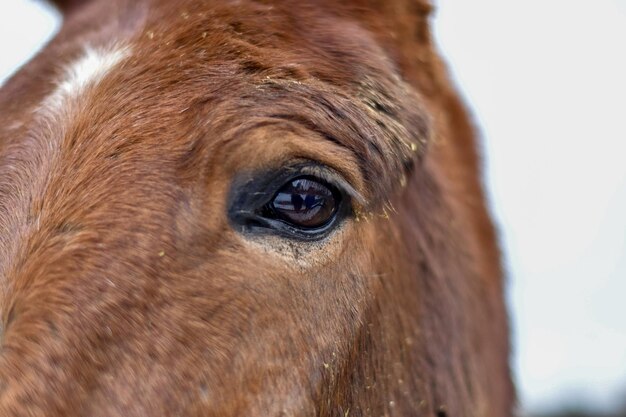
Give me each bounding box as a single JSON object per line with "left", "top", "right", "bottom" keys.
{"left": 0, "top": 0, "right": 514, "bottom": 416}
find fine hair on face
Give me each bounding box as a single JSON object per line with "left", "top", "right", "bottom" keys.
{"left": 0, "top": 1, "right": 514, "bottom": 416}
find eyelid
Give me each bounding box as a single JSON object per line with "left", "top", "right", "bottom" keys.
{"left": 295, "top": 165, "right": 365, "bottom": 205}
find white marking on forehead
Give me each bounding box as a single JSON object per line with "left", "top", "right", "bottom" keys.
{"left": 44, "top": 44, "right": 131, "bottom": 110}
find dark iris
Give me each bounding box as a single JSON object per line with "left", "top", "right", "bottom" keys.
{"left": 269, "top": 177, "right": 338, "bottom": 229}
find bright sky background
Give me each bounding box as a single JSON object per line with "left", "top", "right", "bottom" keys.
{"left": 1, "top": 1, "right": 625, "bottom": 414}
{"left": 434, "top": 0, "right": 626, "bottom": 413}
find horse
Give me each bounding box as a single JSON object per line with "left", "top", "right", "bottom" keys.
{"left": 0, "top": 0, "right": 514, "bottom": 415}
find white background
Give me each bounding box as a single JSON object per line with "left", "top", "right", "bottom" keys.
{"left": 1, "top": 1, "right": 625, "bottom": 414}
{"left": 435, "top": 1, "right": 626, "bottom": 413}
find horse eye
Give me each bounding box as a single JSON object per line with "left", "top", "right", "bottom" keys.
{"left": 266, "top": 177, "right": 338, "bottom": 229}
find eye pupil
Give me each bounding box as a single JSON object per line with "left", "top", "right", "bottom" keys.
{"left": 270, "top": 178, "right": 338, "bottom": 229}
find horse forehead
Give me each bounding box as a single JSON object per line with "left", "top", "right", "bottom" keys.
{"left": 0, "top": 42, "right": 130, "bottom": 261}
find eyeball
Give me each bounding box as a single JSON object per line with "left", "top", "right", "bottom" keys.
{"left": 266, "top": 177, "right": 339, "bottom": 229}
